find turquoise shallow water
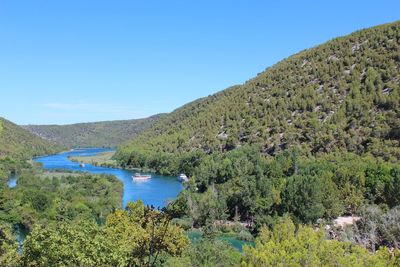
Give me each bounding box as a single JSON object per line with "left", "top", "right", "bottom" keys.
{"left": 187, "top": 231, "right": 255, "bottom": 252}
{"left": 7, "top": 174, "right": 17, "bottom": 188}
{"left": 34, "top": 148, "right": 183, "bottom": 208}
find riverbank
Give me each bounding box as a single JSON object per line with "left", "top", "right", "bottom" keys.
{"left": 68, "top": 150, "right": 157, "bottom": 173}
{"left": 35, "top": 148, "right": 183, "bottom": 208}
{"left": 68, "top": 150, "right": 119, "bottom": 168}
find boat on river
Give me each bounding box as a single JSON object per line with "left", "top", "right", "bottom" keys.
{"left": 132, "top": 173, "right": 152, "bottom": 180}
{"left": 80, "top": 163, "right": 85, "bottom": 168}
{"left": 178, "top": 173, "right": 189, "bottom": 182}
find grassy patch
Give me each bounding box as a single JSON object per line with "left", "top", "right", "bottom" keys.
{"left": 69, "top": 151, "right": 118, "bottom": 168}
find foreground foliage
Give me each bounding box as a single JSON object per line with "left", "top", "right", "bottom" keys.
{"left": 164, "top": 239, "right": 242, "bottom": 267}
{"left": 20, "top": 201, "right": 189, "bottom": 266}
{"left": 0, "top": 224, "right": 19, "bottom": 266}
{"left": 243, "top": 217, "right": 400, "bottom": 267}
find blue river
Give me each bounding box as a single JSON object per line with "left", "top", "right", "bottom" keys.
{"left": 34, "top": 148, "right": 183, "bottom": 208}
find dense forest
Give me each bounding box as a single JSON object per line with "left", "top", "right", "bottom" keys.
{"left": 23, "top": 114, "right": 163, "bottom": 148}
{"left": 0, "top": 117, "right": 62, "bottom": 159}
{"left": 0, "top": 170, "right": 123, "bottom": 230}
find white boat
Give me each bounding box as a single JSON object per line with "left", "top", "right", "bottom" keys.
{"left": 132, "top": 173, "right": 151, "bottom": 180}
{"left": 79, "top": 163, "right": 85, "bottom": 168}
{"left": 178, "top": 173, "right": 189, "bottom": 182}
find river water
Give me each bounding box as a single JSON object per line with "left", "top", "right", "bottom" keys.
{"left": 34, "top": 148, "right": 183, "bottom": 208}
{"left": 7, "top": 174, "right": 17, "bottom": 188}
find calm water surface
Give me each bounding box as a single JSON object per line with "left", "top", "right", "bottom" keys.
{"left": 34, "top": 148, "right": 183, "bottom": 208}
{"left": 7, "top": 174, "right": 17, "bottom": 188}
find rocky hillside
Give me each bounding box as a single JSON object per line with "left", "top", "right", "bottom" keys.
{"left": 117, "top": 21, "right": 400, "bottom": 166}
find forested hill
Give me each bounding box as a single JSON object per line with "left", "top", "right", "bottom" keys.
{"left": 23, "top": 114, "right": 164, "bottom": 148}
{"left": 0, "top": 117, "right": 62, "bottom": 159}
{"left": 117, "top": 21, "right": 400, "bottom": 166}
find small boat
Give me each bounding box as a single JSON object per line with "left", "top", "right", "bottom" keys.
{"left": 79, "top": 163, "right": 85, "bottom": 168}
{"left": 132, "top": 173, "right": 151, "bottom": 180}
{"left": 178, "top": 173, "right": 189, "bottom": 182}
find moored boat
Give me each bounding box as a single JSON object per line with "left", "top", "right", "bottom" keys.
{"left": 80, "top": 163, "right": 85, "bottom": 168}
{"left": 178, "top": 173, "right": 189, "bottom": 182}
{"left": 132, "top": 173, "right": 151, "bottom": 180}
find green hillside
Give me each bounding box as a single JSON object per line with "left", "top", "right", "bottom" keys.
{"left": 117, "top": 21, "right": 400, "bottom": 169}
{"left": 23, "top": 114, "right": 163, "bottom": 148}
{"left": 0, "top": 117, "right": 62, "bottom": 159}
{"left": 113, "top": 22, "right": 400, "bottom": 250}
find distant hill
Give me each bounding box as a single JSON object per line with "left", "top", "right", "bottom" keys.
{"left": 0, "top": 117, "right": 62, "bottom": 159}
{"left": 23, "top": 115, "right": 164, "bottom": 148}
{"left": 117, "top": 21, "right": 400, "bottom": 168}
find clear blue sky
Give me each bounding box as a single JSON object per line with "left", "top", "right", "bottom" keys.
{"left": 1, "top": 1, "right": 399, "bottom": 125}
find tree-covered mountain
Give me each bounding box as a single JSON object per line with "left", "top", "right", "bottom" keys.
{"left": 110, "top": 23, "right": 400, "bottom": 262}
{"left": 23, "top": 114, "right": 164, "bottom": 148}
{"left": 0, "top": 117, "right": 62, "bottom": 159}
{"left": 116, "top": 21, "right": 400, "bottom": 169}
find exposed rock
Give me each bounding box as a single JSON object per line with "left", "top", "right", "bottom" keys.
{"left": 217, "top": 132, "right": 228, "bottom": 140}
{"left": 334, "top": 216, "right": 361, "bottom": 228}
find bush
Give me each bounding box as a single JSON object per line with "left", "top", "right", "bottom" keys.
{"left": 171, "top": 217, "right": 193, "bottom": 231}
{"left": 237, "top": 230, "right": 254, "bottom": 242}
{"left": 215, "top": 223, "right": 232, "bottom": 233}
{"left": 164, "top": 240, "right": 242, "bottom": 267}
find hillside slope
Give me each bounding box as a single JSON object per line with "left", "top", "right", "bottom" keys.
{"left": 0, "top": 117, "right": 62, "bottom": 159}
{"left": 23, "top": 114, "right": 163, "bottom": 148}
{"left": 117, "top": 21, "right": 400, "bottom": 166}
